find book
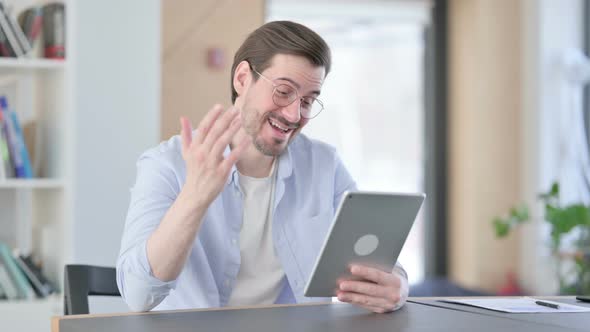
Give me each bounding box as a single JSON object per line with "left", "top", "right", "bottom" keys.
{"left": 7, "top": 102, "right": 33, "bottom": 177}
{"left": 0, "top": 108, "right": 4, "bottom": 178}
{"left": 0, "top": 136, "right": 4, "bottom": 178}
{"left": 0, "top": 97, "right": 23, "bottom": 177}
{"left": 0, "top": 260, "right": 18, "bottom": 299}
{"left": 18, "top": 7, "right": 42, "bottom": 45}
{"left": 0, "top": 96, "right": 33, "bottom": 178}
{"left": 0, "top": 25, "right": 13, "bottom": 56}
{"left": 13, "top": 250, "right": 55, "bottom": 298}
{"left": 0, "top": 107, "right": 14, "bottom": 177}
{"left": 0, "top": 276, "right": 6, "bottom": 299}
{"left": 0, "top": 5, "right": 21, "bottom": 57}
{"left": 0, "top": 2, "right": 31, "bottom": 57}
{"left": 42, "top": 3, "right": 65, "bottom": 59}
{"left": 0, "top": 242, "right": 34, "bottom": 299}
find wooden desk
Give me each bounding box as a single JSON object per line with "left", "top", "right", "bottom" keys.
{"left": 410, "top": 296, "right": 590, "bottom": 331}
{"left": 52, "top": 298, "right": 588, "bottom": 332}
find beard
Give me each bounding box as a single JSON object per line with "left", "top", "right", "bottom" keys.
{"left": 254, "top": 136, "right": 284, "bottom": 156}
{"left": 241, "top": 106, "right": 300, "bottom": 157}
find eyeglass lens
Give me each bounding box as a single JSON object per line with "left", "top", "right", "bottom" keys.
{"left": 272, "top": 84, "right": 322, "bottom": 118}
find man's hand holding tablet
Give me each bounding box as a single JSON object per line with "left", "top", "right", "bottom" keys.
{"left": 304, "top": 191, "right": 425, "bottom": 313}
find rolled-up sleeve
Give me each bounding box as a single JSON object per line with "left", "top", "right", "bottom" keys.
{"left": 116, "top": 148, "right": 181, "bottom": 312}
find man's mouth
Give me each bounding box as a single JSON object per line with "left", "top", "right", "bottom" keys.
{"left": 268, "top": 118, "right": 294, "bottom": 134}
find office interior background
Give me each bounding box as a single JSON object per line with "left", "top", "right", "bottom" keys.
{"left": 0, "top": 0, "right": 589, "bottom": 331}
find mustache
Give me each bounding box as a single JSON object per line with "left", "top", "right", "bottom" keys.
{"left": 266, "top": 113, "right": 300, "bottom": 129}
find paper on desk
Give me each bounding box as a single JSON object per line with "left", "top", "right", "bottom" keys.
{"left": 437, "top": 297, "right": 590, "bottom": 313}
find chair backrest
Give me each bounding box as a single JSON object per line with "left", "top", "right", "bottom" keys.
{"left": 63, "top": 264, "right": 120, "bottom": 315}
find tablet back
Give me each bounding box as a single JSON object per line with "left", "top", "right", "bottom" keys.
{"left": 304, "top": 191, "right": 425, "bottom": 297}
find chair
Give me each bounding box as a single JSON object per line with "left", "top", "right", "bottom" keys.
{"left": 63, "top": 264, "right": 121, "bottom": 315}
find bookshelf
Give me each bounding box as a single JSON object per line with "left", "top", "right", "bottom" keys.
{"left": 0, "top": 57, "right": 66, "bottom": 68}
{"left": 0, "top": 0, "right": 161, "bottom": 330}
{"left": 0, "top": 57, "right": 65, "bottom": 70}
{"left": 0, "top": 0, "right": 71, "bottom": 328}
{"left": 0, "top": 178, "right": 65, "bottom": 189}
{"left": 0, "top": 295, "right": 62, "bottom": 330}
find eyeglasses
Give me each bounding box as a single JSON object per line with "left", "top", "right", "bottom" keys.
{"left": 252, "top": 68, "right": 324, "bottom": 119}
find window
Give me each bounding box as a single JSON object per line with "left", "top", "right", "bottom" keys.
{"left": 268, "top": 0, "right": 432, "bottom": 284}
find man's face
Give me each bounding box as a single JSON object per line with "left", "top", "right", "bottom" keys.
{"left": 239, "top": 54, "right": 325, "bottom": 156}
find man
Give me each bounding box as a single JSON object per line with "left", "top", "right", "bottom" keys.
{"left": 117, "top": 21, "right": 409, "bottom": 314}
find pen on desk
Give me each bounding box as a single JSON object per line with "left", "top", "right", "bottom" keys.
{"left": 535, "top": 300, "right": 560, "bottom": 309}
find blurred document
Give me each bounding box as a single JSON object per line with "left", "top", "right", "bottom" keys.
{"left": 438, "top": 297, "right": 590, "bottom": 313}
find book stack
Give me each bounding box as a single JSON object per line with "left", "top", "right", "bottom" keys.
{"left": 0, "top": 2, "right": 65, "bottom": 59}
{"left": 0, "top": 95, "right": 33, "bottom": 180}
{"left": 0, "top": 241, "right": 55, "bottom": 300}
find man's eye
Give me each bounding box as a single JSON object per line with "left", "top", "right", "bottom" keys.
{"left": 301, "top": 98, "right": 314, "bottom": 109}
{"left": 275, "top": 84, "right": 294, "bottom": 95}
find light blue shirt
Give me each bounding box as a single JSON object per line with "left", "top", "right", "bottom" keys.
{"left": 116, "top": 133, "right": 361, "bottom": 311}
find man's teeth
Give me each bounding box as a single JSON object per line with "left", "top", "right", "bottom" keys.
{"left": 269, "top": 119, "right": 289, "bottom": 132}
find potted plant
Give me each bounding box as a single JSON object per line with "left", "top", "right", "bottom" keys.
{"left": 493, "top": 182, "right": 590, "bottom": 294}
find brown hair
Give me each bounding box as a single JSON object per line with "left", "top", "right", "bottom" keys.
{"left": 230, "top": 21, "right": 331, "bottom": 103}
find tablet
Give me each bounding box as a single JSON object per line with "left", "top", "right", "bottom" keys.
{"left": 303, "top": 191, "right": 425, "bottom": 297}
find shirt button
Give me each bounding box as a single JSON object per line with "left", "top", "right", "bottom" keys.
{"left": 231, "top": 238, "right": 237, "bottom": 245}
{"left": 225, "top": 279, "right": 231, "bottom": 287}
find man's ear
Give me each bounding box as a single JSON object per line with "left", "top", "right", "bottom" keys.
{"left": 233, "top": 61, "right": 252, "bottom": 97}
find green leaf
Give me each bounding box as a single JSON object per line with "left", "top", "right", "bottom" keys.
{"left": 560, "top": 283, "right": 579, "bottom": 295}
{"left": 511, "top": 204, "right": 529, "bottom": 222}
{"left": 493, "top": 218, "right": 510, "bottom": 238}
{"left": 539, "top": 182, "right": 560, "bottom": 203}
{"left": 550, "top": 182, "right": 559, "bottom": 196}
{"left": 546, "top": 204, "right": 590, "bottom": 238}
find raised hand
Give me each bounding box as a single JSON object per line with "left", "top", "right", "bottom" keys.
{"left": 180, "top": 104, "right": 250, "bottom": 210}
{"left": 146, "top": 105, "right": 250, "bottom": 283}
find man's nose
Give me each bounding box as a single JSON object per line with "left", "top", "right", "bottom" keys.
{"left": 281, "top": 99, "right": 301, "bottom": 124}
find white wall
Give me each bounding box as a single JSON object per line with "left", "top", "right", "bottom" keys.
{"left": 72, "top": 0, "right": 161, "bottom": 267}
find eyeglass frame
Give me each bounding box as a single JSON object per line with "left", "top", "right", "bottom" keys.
{"left": 251, "top": 67, "right": 324, "bottom": 119}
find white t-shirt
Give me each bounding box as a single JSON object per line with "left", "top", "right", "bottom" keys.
{"left": 227, "top": 161, "right": 285, "bottom": 306}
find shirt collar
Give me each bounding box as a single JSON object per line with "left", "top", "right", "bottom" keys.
{"left": 277, "top": 143, "right": 293, "bottom": 181}
{"left": 223, "top": 141, "right": 294, "bottom": 188}
{"left": 223, "top": 146, "right": 239, "bottom": 188}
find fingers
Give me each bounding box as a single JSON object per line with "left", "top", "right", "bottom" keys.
{"left": 220, "top": 134, "right": 250, "bottom": 174}
{"left": 337, "top": 291, "right": 394, "bottom": 313}
{"left": 339, "top": 280, "right": 382, "bottom": 298}
{"left": 209, "top": 113, "right": 242, "bottom": 158}
{"left": 350, "top": 265, "right": 399, "bottom": 288}
{"left": 355, "top": 303, "right": 390, "bottom": 314}
{"left": 194, "top": 104, "right": 225, "bottom": 145}
{"left": 181, "top": 104, "right": 248, "bottom": 178}
{"left": 202, "top": 107, "right": 240, "bottom": 152}
{"left": 339, "top": 265, "right": 403, "bottom": 313}
{"left": 363, "top": 306, "right": 389, "bottom": 314}
{"left": 338, "top": 279, "right": 401, "bottom": 305}
{"left": 180, "top": 117, "right": 193, "bottom": 156}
